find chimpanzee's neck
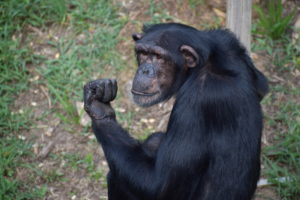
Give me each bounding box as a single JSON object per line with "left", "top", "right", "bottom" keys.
{"left": 167, "top": 63, "right": 243, "bottom": 137}
{"left": 166, "top": 30, "right": 253, "bottom": 136}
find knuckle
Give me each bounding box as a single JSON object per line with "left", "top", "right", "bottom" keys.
{"left": 83, "top": 83, "right": 89, "bottom": 90}
{"left": 84, "top": 105, "right": 89, "bottom": 112}
{"left": 98, "top": 79, "right": 106, "bottom": 84}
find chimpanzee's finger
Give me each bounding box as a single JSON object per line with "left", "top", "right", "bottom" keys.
{"left": 111, "top": 79, "right": 118, "bottom": 100}
{"left": 83, "top": 83, "right": 94, "bottom": 112}
{"left": 95, "top": 81, "right": 105, "bottom": 101}
{"left": 102, "top": 79, "right": 113, "bottom": 103}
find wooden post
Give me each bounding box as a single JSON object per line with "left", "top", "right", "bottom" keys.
{"left": 226, "top": 0, "right": 252, "bottom": 52}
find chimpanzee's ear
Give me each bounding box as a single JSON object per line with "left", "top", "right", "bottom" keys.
{"left": 180, "top": 45, "right": 199, "bottom": 68}
{"left": 250, "top": 66, "right": 269, "bottom": 101}
{"left": 132, "top": 33, "right": 143, "bottom": 41}
{"left": 244, "top": 56, "right": 269, "bottom": 101}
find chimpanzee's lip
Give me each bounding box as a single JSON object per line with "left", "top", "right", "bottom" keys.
{"left": 131, "top": 89, "right": 159, "bottom": 96}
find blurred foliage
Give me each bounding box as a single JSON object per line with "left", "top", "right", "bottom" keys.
{"left": 0, "top": 0, "right": 66, "bottom": 39}
{"left": 254, "top": 0, "right": 295, "bottom": 40}
{"left": 0, "top": 0, "right": 66, "bottom": 198}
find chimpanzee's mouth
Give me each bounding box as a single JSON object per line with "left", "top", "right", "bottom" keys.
{"left": 131, "top": 89, "right": 159, "bottom": 96}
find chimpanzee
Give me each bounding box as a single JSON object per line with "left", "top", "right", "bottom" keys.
{"left": 83, "top": 23, "right": 269, "bottom": 200}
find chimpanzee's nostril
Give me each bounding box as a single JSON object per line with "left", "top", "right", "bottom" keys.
{"left": 139, "top": 64, "right": 155, "bottom": 77}
{"left": 142, "top": 68, "right": 148, "bottom": 75}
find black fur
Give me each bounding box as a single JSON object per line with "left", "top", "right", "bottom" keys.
{"left": 90, "top": 23, "right": 268, "bottom": 200}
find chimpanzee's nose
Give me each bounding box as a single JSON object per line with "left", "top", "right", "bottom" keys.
{"left": 138, "top": 64, "right": 155, "bottom": 77}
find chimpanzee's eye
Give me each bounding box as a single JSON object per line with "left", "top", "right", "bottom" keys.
{"left": 139, "top": 51, "right": 147, "bottom": 57}
{"left": 138, "top": 51, "right": 148, "bottom": 63}
{"left": 156, "top": 54, "right": 162, "bottom": 60}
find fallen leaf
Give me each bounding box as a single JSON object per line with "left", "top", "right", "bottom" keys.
{"left": 213, "top": 8, "right": 226, "bottom": 18}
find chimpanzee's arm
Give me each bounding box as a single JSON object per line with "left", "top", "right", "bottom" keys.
{"left": 91, "top": 118, "right": 168, "bottom": 196}
{"left": 92, "top": 118, "right": 163, "bottom": 159}
{"left": 141, "top": 132, "right": 164, "bottom": 157}
{"left": 84, "top": 79, "right": 169, "bottom": 195}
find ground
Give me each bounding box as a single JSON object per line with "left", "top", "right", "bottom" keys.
{"left": 5, "top": 0, "right": 300, "bottom": 199}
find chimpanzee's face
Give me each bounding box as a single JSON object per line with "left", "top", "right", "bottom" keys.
{"left": 131, "top": 42, "right": 176, "bottom": 107}
{"left": 131, "top": 32, "right": 199, "bottom": 107}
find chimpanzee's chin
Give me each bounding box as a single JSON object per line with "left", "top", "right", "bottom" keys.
{"left": 132, "top": 94, "right": 162, "bottom": 107}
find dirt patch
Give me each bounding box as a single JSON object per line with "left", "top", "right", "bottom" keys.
{"left": 255, "top": 187, "right": 280, "bottom": 200}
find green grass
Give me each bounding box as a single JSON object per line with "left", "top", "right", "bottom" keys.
{"left": 83, "top": 153, "right": 106, "bottom": 180}
{"left": 0, "top": 138, "right": 47, "bottom": 200}
{"left": 62, "top": 152, "right": 106, "bottom": 181}
{"left": 0, "top": 0, "right": 66, "bottom": 39}
{"left": 253, "top": 9, "right": 300, "bottom": 198}
{"left": 252, "top": 36, "right": 300, "bottom": 72}
{"left": 0, "top": 0, "right": 65, "bottom": 199}
{"left": 1, "top": 0, "right": 126, "bottom": 196}
{"left": 0, "top": 41, "right": 46, "bottom": 199}
{"left": 188, "top": 0, "right": 205, "bottom": 9}
{"left": 2, "top": 0, "right": 126, "bottom": 198}
{"left": 252, "top": 1, "right": 300, "bottom": 196}
{"left": 262, "top": 86, "right": 300, "bottom": 200}
{"left": 68, "top": 0, "right": 123, "bottom": 33}
{"left": 37, "top": 0, "right": 126, "bottom": 124}
{"left": 146, "top": 0, "right": 174, "bottom": 24}
{"left": 254, "top": 0, "right": 295, "bottom": 40}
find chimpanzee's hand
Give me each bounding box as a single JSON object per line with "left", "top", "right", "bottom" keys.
{"left": 83, "top": 79, "right": 117, "bottom": 121}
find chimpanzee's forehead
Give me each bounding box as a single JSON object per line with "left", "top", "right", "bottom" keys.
{"left": 136, "top": 30, "right": 182, "bottom": 51}
{"left": 137, "top": 31, "right": 165, "bottom": 45}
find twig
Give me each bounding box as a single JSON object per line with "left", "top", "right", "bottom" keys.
{"left": 38, "top": 121, "right": 61, "bottom": 159}
{"left": 27, "top": 25, "right": 43, "bottom": 36}
{"left": 257, "top": 177, "right": 290, "bottom": 187}
{"left": 40, "top": 85, "right": 52, "bottom": 109}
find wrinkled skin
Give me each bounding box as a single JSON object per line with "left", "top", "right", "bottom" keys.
{"left": 84, "top": 79, "right": 117, "bottom": 121}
